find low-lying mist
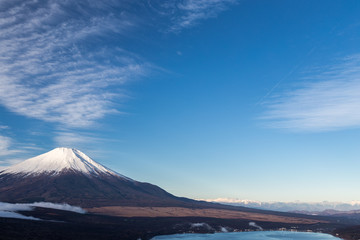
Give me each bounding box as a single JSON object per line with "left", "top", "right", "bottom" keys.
{"left": 0, "top": 201, "right": 86, "bottom": 220}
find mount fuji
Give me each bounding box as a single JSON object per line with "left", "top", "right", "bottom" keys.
{"left": 0, "top": 148, "right": 197, "bottom": 208}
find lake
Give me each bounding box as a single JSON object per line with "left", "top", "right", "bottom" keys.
{"left": 151, "top": 231, "right": 342, "bottom": 240}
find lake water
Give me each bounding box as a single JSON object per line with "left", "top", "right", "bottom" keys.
{"left": 151, "top": 231, "right": 342, "bottom": 240}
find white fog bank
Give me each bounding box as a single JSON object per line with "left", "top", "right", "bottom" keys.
{"left": 0, "top": 201, "right": 86, "bottom": 220}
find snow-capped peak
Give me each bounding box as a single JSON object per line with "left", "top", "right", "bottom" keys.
{"left": 2, "top": 147, "right": 127, "bottom": 178}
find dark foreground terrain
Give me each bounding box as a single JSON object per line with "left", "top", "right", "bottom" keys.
{"left": 0, "top": 207, "right": 357, "bottom": 240}
{"left": 335, "top": 225, "right": 360, "bottom": 240}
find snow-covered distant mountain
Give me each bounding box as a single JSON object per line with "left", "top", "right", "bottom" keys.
{"left": 201, "top": 198, "right": 360, "bottom": 212}
{"left": 2, "top": 148, "right": 125, "bottom": 177}
{"left": 0, "top": 148, "right": 199, "bottom": 208}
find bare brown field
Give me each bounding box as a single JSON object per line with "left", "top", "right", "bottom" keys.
{"left": 86, "top": 207, "right": 327, "bottom": 224}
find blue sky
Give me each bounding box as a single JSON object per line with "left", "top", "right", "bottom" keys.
{"left": 1, "top": 0, "right": 360, "bottom": 202}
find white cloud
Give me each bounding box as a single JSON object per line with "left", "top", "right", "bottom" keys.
{"left": 0, "top": 1, "right": 147, "bottom": 128}
{"left": 0, "top": 135, "right": 22, "bottom": 157}
{"left": 53, "top": 131, "right": 99, "bottom": 148}
{"left": 0, "top": 141, "right": 44, "bottom": 166}
{"left": 0, "top": 158, "right": 24, "bottom": 167}
{"left": 190, "top": 222, "right": 213, "bottom": 230}
{"left": 150, "top": 0, "right": 237, "bottom": 32}
{"left": 30, "top": 202, "right": 86, "bottom": 214}
{"left": 249, "top": 222, "right": 263, "bottom": 230}
{"left": 0, "top": 0, "right": 237, "bottom": 130}
{"left": 262, "top": 54, "right": 360, "bottom": 131}
{"left": 174, "top": 0, "right": 237, "bottom": 31}
{"left": 0, "top": 211, "right": 40, "bottom": 220}
{"left": 0, "top": 125, "right": 8, "bottom": 130}
{"left": 0, "top": 202, "right": 33, "bottom": 212}
{"left": 0, "top": 0, "right": 238, "bottom": 156}
{"left": 0, "top": 201, "right": 86, "bottom": 220}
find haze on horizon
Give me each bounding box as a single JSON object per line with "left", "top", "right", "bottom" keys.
{"left": 1, "top": 0, "right": 360, "bottom": 203}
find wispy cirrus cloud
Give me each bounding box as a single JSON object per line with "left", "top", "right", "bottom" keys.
{"left": 0, "top": 158, "right": 24, "bottom": 167}
{"left": 0, "top": 0, "right": 237, "bottom": 153}
{"left": 0, "top": 0, "right": 236, "bottom": 130}
{"left": 173, "top": 0, "right": 237, "bottom": 31}
{"left": 0, "top": 135, "right": 22, "bottom": 157}
{"left": 0, "top": 126, "right": 32, "bottom": 164}
{"left": 0, "top": 1, "right": 146, "bottom": 128}
{"left": 149, "top": 0, "right": 237, "bottom": 32}
{"left": 53, "top": 131, "right": 99, "bottom": 148}
{"left": 262, "top": 54, "right": 360, "bottom": 131}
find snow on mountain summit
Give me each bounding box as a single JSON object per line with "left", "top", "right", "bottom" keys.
{"left": 2, "top": 147, "right": 124, "bottom": 177}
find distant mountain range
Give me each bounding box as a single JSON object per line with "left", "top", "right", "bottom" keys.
{"left": 201, "top": 198, "right": 360, "bottom": 213}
